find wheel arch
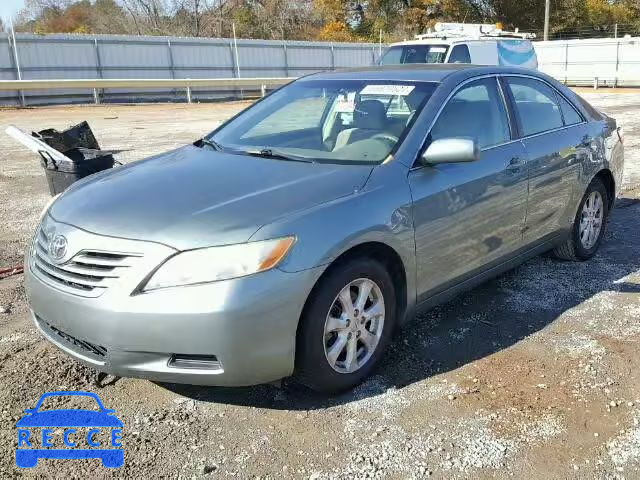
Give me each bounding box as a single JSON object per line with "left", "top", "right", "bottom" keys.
{"left": 296, "top": 241, "right": 409, "bottom": 346}
{"left": 593, "top": 168, "right": 616, "bottom": 211}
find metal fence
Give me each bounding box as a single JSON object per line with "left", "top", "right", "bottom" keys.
{"left": 0, "top": 33, "right": 382, "bottom": 106}
{"left": 534, "top": 37, "right": 640, "bottom": 87}
{"left": 2, "top": 33, "right": 639, "bottom": 106}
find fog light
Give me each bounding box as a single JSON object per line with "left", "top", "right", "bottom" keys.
{"left": 168, "top": 354, "right": 221, "bottom": 370}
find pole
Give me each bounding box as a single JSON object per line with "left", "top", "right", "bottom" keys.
{"left": 94, "top": 38, "right": 103, "bottom": 104}
{"left": 379, "top": 29, "right": 382, "bottom": 58}
{"left": 330, "top": 44, "right": 335, "bottom": 70}
{"left": 232, "top": 23, "right": 241, "bottom": 78}
{"left": 282, "top": 41, "right": 289, "bottom": 77}
{"left": 614, "top": 39, "right": 620, "bottom": 87}
{"left": 614, "top": 23, "right": 618, "bottom": 39}
{"left": 9, "top": 21, "right": 25, "bottom": 106}
{"left": 543, "top": 0, "right": 550, "bottom": 41}
{"left": 167, "top": 40, "right": 175, "bottom": 79}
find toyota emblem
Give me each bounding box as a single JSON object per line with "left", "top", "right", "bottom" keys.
{"left": 48, "top": 234, "right": 68, "bottom": 262}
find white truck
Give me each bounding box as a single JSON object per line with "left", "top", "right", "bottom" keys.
{"left": 379, "top": 22, "right": 538, "bottom": 69}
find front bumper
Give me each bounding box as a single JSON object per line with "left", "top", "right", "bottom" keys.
{"left": 26, "top": 259, "right": 323, "bottom": 387}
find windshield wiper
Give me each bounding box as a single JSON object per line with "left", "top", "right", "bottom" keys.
{"left": 196, "top": 138, "right": 224, "bottom": 151}
{"left": 245, "top": 148, "right": 313, "bottom": 163}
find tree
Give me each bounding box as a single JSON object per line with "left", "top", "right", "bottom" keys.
{"left": 9, "top": 0, "right": 640, "bottom": 40}
{"left": 318, "top": 19, "right": 357, "bottom": 40}
{"left": 92, "top": 0, "right": 132, "bottom": 34}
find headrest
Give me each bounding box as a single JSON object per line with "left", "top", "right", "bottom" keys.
{"left": 354, "top": 100, "right": 386, "bottom": 130}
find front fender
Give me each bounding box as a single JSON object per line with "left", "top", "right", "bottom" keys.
{"left": 250, "top": 161, "right": 417, "bottom": 316}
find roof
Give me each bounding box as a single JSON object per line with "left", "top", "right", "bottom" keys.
{"left": 301, "top": 64, "right": 479, "bottom": 83}
{"left": 412, "top": 22, "right": 536, "bottom": 41}
{"left": 300, "top": 64, "right": 553, "bottom": 87}
{"left": 389, "top": 36, "right": 532, "bottom": 46}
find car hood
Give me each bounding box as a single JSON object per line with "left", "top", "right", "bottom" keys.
{"left": 50, "top": 145, "right": 373, "bottom": 250}
{"left": 16, "top": 410, "right": 123, "bottom": 428}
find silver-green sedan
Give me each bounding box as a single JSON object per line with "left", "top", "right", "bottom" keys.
{"left": 26, "top": 65, "right": 624, "bottom": 392}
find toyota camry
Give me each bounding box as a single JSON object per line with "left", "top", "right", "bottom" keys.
{"left": 25, "top": 65, "right": 624, "bottom": 393}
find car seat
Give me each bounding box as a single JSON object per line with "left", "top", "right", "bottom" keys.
{"left": 333, "top": 100, "right": 387, "bottom": 151}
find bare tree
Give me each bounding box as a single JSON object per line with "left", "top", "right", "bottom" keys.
{"left": 121, "top": 0, "right": 168, "bottom": 34}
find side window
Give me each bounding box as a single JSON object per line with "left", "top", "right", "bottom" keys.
{"left": 558, "top": 95, "right": 583, "bottom": 126}
{"left": 430, "top": 78, "right": 510, "bottom": 150}
{"left": 505, "top": 77, "right": 564, "bottom": 136}
{"left": 448, "top": 44, "right": 471, "bottom": 64}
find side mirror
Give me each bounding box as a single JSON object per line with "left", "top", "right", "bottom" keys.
{"left": 420, "top": 137, "right": 479, "bottom": 166}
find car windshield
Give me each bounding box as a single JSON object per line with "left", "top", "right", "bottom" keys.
{"left": 379, "top": 45, "right": 449, "bottom": 65}
{"left": 208, "top": 79, "right": 437, "bottom": 164}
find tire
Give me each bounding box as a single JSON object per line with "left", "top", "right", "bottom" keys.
{"left": 553, "top": 177, "right": 609, "bottom": 261}
{"left": 295, "top": 257, "right": 396, "bottom": 393}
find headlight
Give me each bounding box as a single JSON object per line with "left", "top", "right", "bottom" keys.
{"left": 143, "top": 237, "right": 295, "bottom": 291}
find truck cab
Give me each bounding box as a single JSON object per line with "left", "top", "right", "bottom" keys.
{"left": 379, "top": 22, "right": 538, "bottom": 69}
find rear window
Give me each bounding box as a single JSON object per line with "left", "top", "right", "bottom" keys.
{"left": 380, "top": 45, "right": 448, "bottom": 65}
{"left": 575, "top": 95, "right": 603, "bottom": 121}
{"left": 558, "top": 95, "right": 584, "bottom": 126}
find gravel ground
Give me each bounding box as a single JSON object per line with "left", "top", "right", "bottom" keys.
{"left": 0, "top": 93, "right": 639, "bottom": 479}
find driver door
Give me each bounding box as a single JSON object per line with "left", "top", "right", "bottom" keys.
{"left": 407, "top": 77, "right": 529, "bottom": 301}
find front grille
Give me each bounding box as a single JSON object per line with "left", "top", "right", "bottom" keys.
{"left": 38, "top": 316, "right": 107, "bottom": 359}
{"left": 32, "top": 225, "right": 142, "bottom": 297}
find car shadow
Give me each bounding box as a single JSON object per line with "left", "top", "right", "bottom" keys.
{"left": 160, "top": 196, "right": 640, "bottom": 410}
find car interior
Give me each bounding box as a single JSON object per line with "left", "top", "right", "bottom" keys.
{"left": 235, "top": 96, "right": 423, "bottom": 162}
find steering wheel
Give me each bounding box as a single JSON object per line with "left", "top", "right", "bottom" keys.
{"left": 371, "top": 133, "right": 399, "bottom": 146}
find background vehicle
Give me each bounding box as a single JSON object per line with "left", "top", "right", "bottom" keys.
{"left": 380, "top": 22, "right": 538, "bottom": 69}
{"left": 25, "top": 65, "right": 623, "bottom": 393}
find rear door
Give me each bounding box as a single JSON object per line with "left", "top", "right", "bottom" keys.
{"left": 408, "top": 76, "right": 529, "bottom": 300}
{"left": 503, "top": 75, "right": 588, "bottom": 243}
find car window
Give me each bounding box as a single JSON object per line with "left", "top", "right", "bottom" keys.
{"left": 429, "top": 78, "right": 510, "bottom": 150}
{"left": 558, "top": 95, "right": 584, "bottom": 125}
{"left": 379, "top": 45, "right": 448, "bottom": 65}
{"left": 211, "top": 80, "right": 438, "bottom": 164}
{"left": 379, "top": 46, "right": 402, "bottom": 64}
{"left": 242, "top": 96, "right": 330, "bottom": 138}
{"left": 448, "top": 44, "right": 471, "bottom": 64}
{"left": 506, "top": 77, "right": 564, "bottom": 136}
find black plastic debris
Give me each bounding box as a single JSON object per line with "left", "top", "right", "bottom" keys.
{"left": 32, "top": 121, "right": 116, "bottom": 196}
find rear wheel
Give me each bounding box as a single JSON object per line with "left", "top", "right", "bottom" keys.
{"left": 553, "top": 177, "right": 609, "bottom": 261}
{"left": 295, "top": 258, "right": 396, "bottom": 393}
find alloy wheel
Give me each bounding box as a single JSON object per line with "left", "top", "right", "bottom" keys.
{"left": 323, "top": 278, "right": 385, "bottom": 374}
{"left": 579, "top": 190, "right": 604, "bottom": 249}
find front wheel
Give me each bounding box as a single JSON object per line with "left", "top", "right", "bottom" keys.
{"left": 553, "top": 177, "right": 609, "bottom": 261}
{"left": 295, "top": 258, "right": 396, "bottom": 393}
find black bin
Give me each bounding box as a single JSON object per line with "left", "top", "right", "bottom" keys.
{"left": 40, "top": 148, "right": 115, "bottom": 196}
{"left": 34, "top": 121, "right": 115, "bottom": 196}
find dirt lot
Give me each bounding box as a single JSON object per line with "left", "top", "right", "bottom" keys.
{"left": 0, "top": 93, "right": 639, "bottom": 479}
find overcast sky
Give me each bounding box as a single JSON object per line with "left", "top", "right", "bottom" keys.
{"left": 1, "top": 0, "right": 25, "bottom": 25}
